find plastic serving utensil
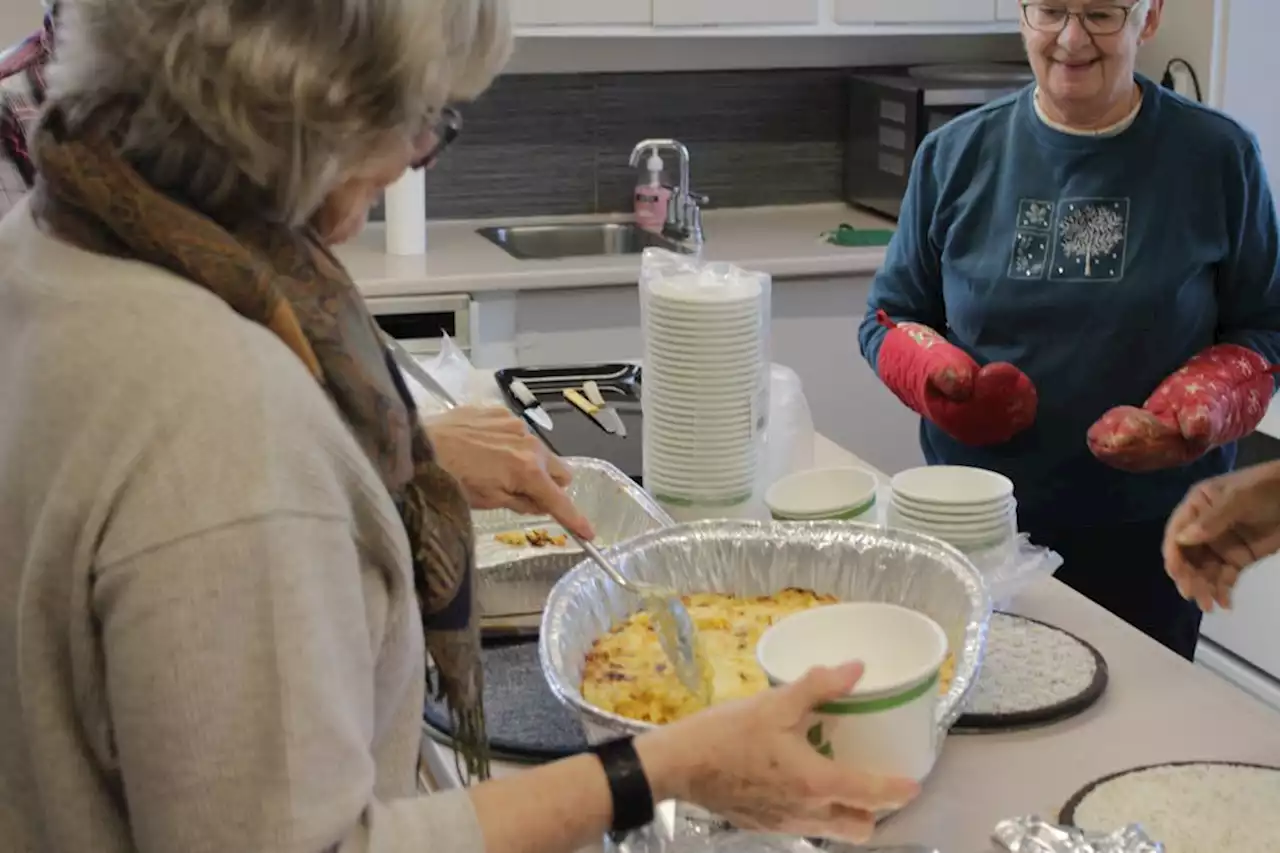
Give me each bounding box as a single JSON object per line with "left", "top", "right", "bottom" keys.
{"left": 383, "top": 332, "right": 709, "bottom": 704}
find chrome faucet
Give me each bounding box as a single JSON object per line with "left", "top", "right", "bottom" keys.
{"left": 629, "top": 138, "right": 707, "bottom": 247}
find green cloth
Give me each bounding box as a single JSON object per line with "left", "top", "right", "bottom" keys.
{"left": 822, "top": 222, "right": 895, "bottom": 247}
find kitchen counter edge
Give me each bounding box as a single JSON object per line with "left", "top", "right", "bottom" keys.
{"left": 339, "top": 204, "right": 893, "bottom": 298}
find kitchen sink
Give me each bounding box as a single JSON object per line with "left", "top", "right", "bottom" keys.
{"left": 477, "top": 222, "right": 688, "bottom": 260}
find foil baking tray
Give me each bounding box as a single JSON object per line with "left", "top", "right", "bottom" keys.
{"left": 539, "top": 520, "right": 992, "bottom": 743}
{"left": 604, "top": 803, "right": 940, "bottom": 853}
{"left": 473, "top": 457, "right": 673, "bottom": 619}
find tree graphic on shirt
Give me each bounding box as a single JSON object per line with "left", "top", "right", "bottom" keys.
{"left": 1059, "top": 203, "right": 1125, "bottom": 276}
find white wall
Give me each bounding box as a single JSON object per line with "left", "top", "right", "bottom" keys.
{"left": 1137, "top": 0, "right": 1219, "bottom": 96}
{"left": 1215, "top": 0, "right": 1280, "bottom": 182}
{"left": 0, "top": 0, "right": 42, "bottom": 46}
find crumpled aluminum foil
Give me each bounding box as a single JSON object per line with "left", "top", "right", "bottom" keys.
{"left": 539, "top": 519, "right": 991, "bottom": 743}
{"left": 472, "top": 457, "right": 673, "bottom": 619}
{"left": 994, "top": 817, "right": 1164, "bottom": 853}
{"left": 604, "top": 804, "right": 819, "bottom": 853}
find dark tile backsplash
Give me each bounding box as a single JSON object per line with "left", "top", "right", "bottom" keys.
{"left": 402, "top": 68, "right": 848, "bottom": 220}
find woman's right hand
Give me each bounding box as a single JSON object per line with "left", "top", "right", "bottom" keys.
{"left": 635, "top": 662, "right": 920, "bottom": 844}
{"left": 424, "top": 405, "right": 594, "bottom": 539}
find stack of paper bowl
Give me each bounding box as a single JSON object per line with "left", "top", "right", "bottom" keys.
{"left": 641, "top": 260, "right": 769, "bottom": 520}
{"left": 888, "top": 465, "right": 1016, "bottom": 552}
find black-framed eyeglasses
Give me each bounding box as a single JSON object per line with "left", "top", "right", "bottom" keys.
{"left": 1021, "top": 2, "right": 1140, "bottom": 35}
{"left": 412, "top": 107, "right": 462, "bottom": 170}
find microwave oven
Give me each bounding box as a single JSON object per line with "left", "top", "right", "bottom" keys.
{"left": 844, "top": 66, "right": 1032, "bottom": 220}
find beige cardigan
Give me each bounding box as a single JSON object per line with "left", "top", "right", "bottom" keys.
{"left": 0, "top": 202, "right": 485, "bottom": 853}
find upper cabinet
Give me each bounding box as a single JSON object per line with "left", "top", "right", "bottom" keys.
{"left": 652, "top": 0, "right": 820, "bottom": 27}
{"left": 510, "top": 0, "right": 1020, "bottom": 33}
{"left": 834, "top": 0, "right": 997, "bottom": 24}
{"left": 511, "top": 0, "right": 652, "bottom": 26}
{"left": 996, "top": 0, "right": 1024, "bottom": 21}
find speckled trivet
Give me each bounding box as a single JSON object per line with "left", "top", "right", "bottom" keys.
{"left": 424, "top": 638, "right": 587, "bottom": 762}
{"left": 954, "top": 612, "right": 1108, "bottom": 732}
{"left": 1061, "top": 761, "right": 1280, "bottom": 852}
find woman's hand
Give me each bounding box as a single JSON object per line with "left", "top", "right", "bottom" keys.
{"left": 1163, "top": 461, "right": 1280, "bottom": 611}
{"left": 636, "top": 662, "right": 919, "bottom": 844}
{"left": 425, "top": 405, "right": 594, "bottom": 540}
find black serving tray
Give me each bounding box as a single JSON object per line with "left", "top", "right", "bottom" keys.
{"left": 495, "top": 364, "right": 642, "bottom": 485}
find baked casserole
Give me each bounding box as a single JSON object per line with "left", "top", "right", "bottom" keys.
{"left": 582, "top": 587, "right": 957, "bottom": 724}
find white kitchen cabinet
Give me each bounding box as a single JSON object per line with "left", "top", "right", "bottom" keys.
{"left": 835, "top": 0, "right": 996, "bottom": 24}
{"left": 511, "top": 0, "right": 652, "bottom": 27}
{"left": 996, "top": 0, "right": 1024, "bottom": 21}
{"left": 652, "top": 0, "right": 820, "bottom": 27}
{"left": 767, "top": 276, "right": 924, "bottom": 475}
{"left": 513, "top": 287, "right": 645, "bottom": 365}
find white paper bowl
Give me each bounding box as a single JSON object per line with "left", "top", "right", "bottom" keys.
{"left": 890, "top": 465, "right": 1014, "bottom": 508}
{"left": 888, "top": 508, "right": 1017, "bottom": 552}
{"left": 765, "top": 466, "right": 879, "bottom": 521}
{"left": 892, "top": 493, "right": 1016, "bottom": 520}
{"left": 757, "top": 602, "right": 949, "bottom": 782}
{"left": 646, "top": 314, "right": 762, "bottom": 331}
{"left": 891, "top": 499, "right": 1014, "bottom": 528}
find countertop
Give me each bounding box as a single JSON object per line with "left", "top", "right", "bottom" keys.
{"left": 418, "top": 434, "right": 1280, "bottom": 853}
{"left": 337, "top": 203, "right": 894, "bottom": 297}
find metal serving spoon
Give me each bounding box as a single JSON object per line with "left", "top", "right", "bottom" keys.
{"left": 383, "top": 333, "right": 711, "bottom": 703}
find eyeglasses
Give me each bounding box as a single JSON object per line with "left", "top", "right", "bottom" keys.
{"left": 412, "top": 107, "right": 462, "bottom": 170}
{"left": 1021, "top": 2, "right": 1140, "bottom": 35}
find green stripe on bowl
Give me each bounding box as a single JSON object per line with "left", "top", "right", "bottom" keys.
{"left": 771, "top": 495, "right": 876, "bottom": 521}
{"left": 653, "top": 490, "right": 755, "bottom": 508}
{"left": 766, "top": 671, "right": 940, "bottom": 714}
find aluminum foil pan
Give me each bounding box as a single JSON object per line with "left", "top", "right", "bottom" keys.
{"left": 539, "top": 520, "right": 991, "bottom": 743}
{"left": 472, "top": 457, "right": 673, "bottom": 619}
{"left": 605, "top": 802, "right": 938, "bottom": 853}
{"left": 994, "top": 817, "right": 1163, "bottom": 852}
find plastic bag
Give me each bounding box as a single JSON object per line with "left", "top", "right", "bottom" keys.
{"left": 400, "top": 332, "right": 476, "bottom": 414}
{"left": 762, "top": 364, "right": 815, "bottom": 488}
{"left": 966, "top": 534, "right": 1064, "bottom": 609}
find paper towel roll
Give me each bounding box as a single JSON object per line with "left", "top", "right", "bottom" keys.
{"left": 383, "top": 170, "right": 426, "bottom": 255}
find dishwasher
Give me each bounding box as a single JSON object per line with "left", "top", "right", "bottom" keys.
{"left": 367, "top": 293, "right": 473, "bottom": 358}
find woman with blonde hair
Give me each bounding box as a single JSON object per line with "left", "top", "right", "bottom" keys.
{"left": 0, "top": 2, "right": 915, "bottom": 851}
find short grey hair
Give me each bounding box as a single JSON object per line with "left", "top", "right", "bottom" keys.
{"left": 44, "top": 0, "right": 512, "bottom": 226}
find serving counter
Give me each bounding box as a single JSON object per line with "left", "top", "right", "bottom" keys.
{"left": 420, "top": 435, "right": 1280, "bottom": 852}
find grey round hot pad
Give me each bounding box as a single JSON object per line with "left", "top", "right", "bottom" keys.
{"left": 424, "top": 638, "right": 587, "bottom": 761}
{"left": 1060, "top": 761, "right": 1280, "bottom": 852}
{"left": 954, "top": 612, "right": 1108, "bottom": 732}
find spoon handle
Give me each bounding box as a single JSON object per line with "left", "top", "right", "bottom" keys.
{"left": 572, "top": 534, "right": 641, "bottom": 594}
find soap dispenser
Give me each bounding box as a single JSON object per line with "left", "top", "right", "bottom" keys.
{"left": 633, "top": 148, "right": 671, "bottom": 235}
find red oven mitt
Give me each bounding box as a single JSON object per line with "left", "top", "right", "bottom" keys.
{"left": 1088, "top": 344, "right": 1280, "bottom": 472}
{"left": 875, "top": 310, "right": 1038, "bottom": 446}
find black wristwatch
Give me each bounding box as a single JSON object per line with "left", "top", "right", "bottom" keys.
{"left": 590, "top": 736, "right": 656, "bottom": 838}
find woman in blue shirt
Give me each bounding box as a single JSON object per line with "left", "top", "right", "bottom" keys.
{"left": 860, "top": 0, "right": 1280, "bottom": 660}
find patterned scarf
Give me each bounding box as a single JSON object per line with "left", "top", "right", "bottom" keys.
{"left": 31, "top": 107, "right": 489, "bottom": 780}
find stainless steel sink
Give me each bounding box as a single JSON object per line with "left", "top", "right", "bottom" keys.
{"left": 477, "top": 222, "right": 688, "bottom": 260}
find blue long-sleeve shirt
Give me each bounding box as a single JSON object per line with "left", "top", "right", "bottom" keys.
{"left": 859, "top": 76, "right": 1280, "bottom": 527}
